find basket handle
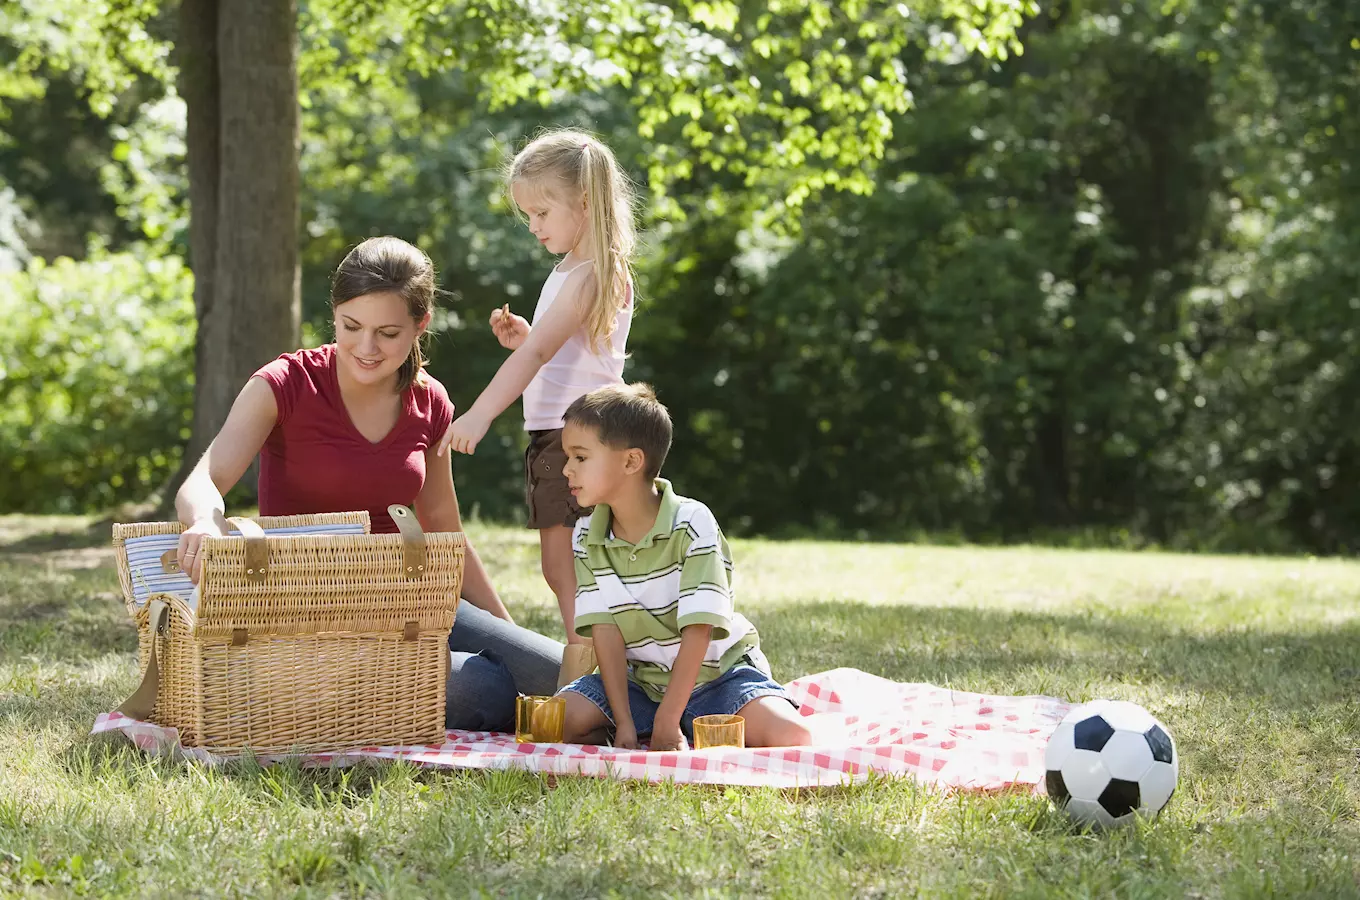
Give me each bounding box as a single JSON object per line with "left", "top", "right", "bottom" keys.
{"left": 116, "top": 597, "right": 171, "bottom": 721}
{"left": 387, "top": 504, "right": 428, "bottom": 579}
{"left": 226, "top": 516, "right": 269, "bottom": 582}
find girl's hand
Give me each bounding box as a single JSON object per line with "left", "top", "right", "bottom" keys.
{"left": 489, "top": 304, "right": 530, "bottom": 351}
{"left": 177, "top": 516, "right": 226, "bottom": 585}
{"left": 438, "top": 412, "right": 491, "bottom": 456}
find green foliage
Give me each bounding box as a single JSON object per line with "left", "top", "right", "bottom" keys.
{"left": 615, "top": 0, "right": 1360, "bottom": 553}
{"left": 1176, "top": 0, "right": 1360, "bottom": 553}
{"left": 3, "top": 0, "right": 1360, "bottom": 554}
{"left": 0, "top": 0, "right": 172, "bottom": 118}
{"left": 0, "top": 1, "right": 182, "bottom": 258}
{"left": 0, "top": 248, "right": 194, "bottom": 512}
{"left": 301, "top": 0, "right": 1033, "bottom": 223}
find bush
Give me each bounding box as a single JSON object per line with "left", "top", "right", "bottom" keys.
{"left": 0, "top": 248, "right": 194, "bottom": 512}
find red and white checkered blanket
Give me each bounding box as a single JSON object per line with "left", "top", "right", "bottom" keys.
{"left": 91, "top": 668, "right": 1069, "bottom": 790}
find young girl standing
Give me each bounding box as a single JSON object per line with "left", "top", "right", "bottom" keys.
{"left": 438, "top": 130, "right": 636, "bottom": 681}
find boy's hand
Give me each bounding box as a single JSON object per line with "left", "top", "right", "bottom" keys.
{"left": 437, "top": 411, "right": 490, "bottom": 456}
{"left": 649, "top": 720, "right": 689, "bottom": 753}
{"left": 489, "top": 304, "right": 530, "bottom": 350}
{"left": 612, "top": 720, "right": 640, "bottom": 751}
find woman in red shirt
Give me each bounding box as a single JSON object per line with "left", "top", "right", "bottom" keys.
{"left": 173, "top": 236, "right": 562, "bottom": 731}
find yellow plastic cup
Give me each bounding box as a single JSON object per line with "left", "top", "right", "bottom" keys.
{"left": 692, "top": 714, "right": 745, "bottom": 750}
{"left": 515, "top": 694, "right": 566, "bottom": 743}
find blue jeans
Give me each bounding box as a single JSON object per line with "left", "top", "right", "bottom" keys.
{"left": 446, "top": 600, "right": 563, "bottom": 732}
{"left": 561, "top": 659, "right": 796, "bottom": 741}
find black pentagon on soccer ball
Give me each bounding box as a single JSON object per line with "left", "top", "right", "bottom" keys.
{"left": 1046, "top": 769, "right": 1070, "bottom": 804}
{"left": 1073, "top": 715, "right": 1115, "bottom": 752}
{"left": 1145, "top": 724, "right": 1174, "bottom": 764}
{"left": 1098, "top": 778, "right": 1141, "bottom": 818}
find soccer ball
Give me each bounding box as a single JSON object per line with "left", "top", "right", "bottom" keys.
{"left": 1044, "top": 699, "right": 1178, "bottom": 829}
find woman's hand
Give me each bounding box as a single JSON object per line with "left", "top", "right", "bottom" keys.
{"left": 490, "top": 304, "right": 530, "bottom": 351}
{"left": 437, "top": 411, "right": 491, "bottom": 456}
{"left": 176, "top": 515, "right": 226, "bottom": 585}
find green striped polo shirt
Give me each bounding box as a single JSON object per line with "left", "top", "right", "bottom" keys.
{"left": 573, "top": 478, "right": 759, "bottom": 702}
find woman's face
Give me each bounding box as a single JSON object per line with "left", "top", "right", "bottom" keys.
{"left": 333, "top": 291, "right": 427, "bottom": 388}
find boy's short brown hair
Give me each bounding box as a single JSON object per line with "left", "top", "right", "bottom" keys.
{"left": 563, "top": 383, "right": 673, "bottom": 479}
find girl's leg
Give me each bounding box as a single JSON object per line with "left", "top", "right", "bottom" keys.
{"left": 540, "top": 524, "right": 585, "bottom": 645}
{"left": 736, "top": 696, "right": 817, "bottom": 748}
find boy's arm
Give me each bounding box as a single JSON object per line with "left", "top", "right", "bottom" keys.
{"left": 570, "top": 525, "right": 639, "bottom": 747}
{"left": 591, "top": 623, "right": 639, "bottom": 749}
{"left": 652, "top": 503, "right": 736, "bottom": 751}
{"left": 650, "top": 623, "right": 714, "bottom": 752}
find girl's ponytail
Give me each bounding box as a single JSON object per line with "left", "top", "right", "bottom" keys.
{"left": 579, "top": 141, "right": 636, "bottom": 354}
{"left": 507, "top": 130, "right": 637, "bottom": 354}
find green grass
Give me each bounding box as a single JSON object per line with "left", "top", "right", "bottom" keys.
{"left": 1, "top": 514, "right": 1357, "bottom": 898}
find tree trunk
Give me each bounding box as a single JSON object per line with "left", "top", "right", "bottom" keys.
{"left": 162, "top": 0, "right": 221, "bottom": 506}
{"left": 161, "top": 0, "right": 299, "bottom": 511}
{"left": 215, "top": 0, "right": 300, "bottom": 399}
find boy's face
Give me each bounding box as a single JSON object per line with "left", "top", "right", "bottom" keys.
{"left": 562, "top": 422, "right": 644, "bottom": 508}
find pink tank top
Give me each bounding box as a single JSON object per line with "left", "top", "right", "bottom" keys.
{"left": 522, "top": 259, "right": 632, "bottom": 431}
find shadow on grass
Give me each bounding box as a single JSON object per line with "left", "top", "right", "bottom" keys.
{"left": 0, "top": 567, "right": 135, "bottom": 664}
{"left": 6, "top": 581, "right": 1356, "bottom": 720}
{"left": 755, "top": 601, "right": 1360, "bottom": 717}
{"left": 55, "top": 734, "right": 415, "bottom": 807}
{"left": 0, "top": 612, "right": 137, "bottom": 662}
{"left": 0, "top": 520, "right": 114, "bottom": 555}
{"left": 8, "top": 567, "right": 1357, "bottom": 806}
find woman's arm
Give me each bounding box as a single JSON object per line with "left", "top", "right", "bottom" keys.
{"left": 174, "top": 376, "right": 279, "bottom": 582}
{"left": 439, "top": 270, "right": 596, "bottom": 456}
{"left": 415, "top": 445, "right": 514, "bottom": 622}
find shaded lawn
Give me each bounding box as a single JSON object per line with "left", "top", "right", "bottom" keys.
{"left": 0, "top": 515, "right": 1357, "bottom": 898}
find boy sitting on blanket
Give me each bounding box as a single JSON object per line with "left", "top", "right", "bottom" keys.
{"left": 557, "top": 383, "right": 812, "bottom": 751}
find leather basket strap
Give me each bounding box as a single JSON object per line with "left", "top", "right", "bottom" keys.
{"left": 387, "top": 504, "right": 428, "bottom": 580}
{"left": 225, "top": 516, "right": 269, "bottom": 583}
{"left": 116, "top": 597, "right": 171, "bottom": 721}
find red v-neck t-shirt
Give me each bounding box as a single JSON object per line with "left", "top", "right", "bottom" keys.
{"left": 252, "top": 344, "right": 454, "bottom": 533}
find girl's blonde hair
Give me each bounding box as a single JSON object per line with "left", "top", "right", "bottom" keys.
{"left": 508, "top": 129, "right": 636, "bottom": 353}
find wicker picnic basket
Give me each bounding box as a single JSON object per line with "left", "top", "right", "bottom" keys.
{"left": 112, "top": 507, "right": 463, "bottom": 754}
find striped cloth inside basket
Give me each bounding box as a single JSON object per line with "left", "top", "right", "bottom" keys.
{"left": 122, "top": 521, "right": 367, "bottom": 606}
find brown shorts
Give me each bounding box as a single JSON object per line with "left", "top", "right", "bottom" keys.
{"left": 525, "top": 428, "right": 591, "bottom": 529}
